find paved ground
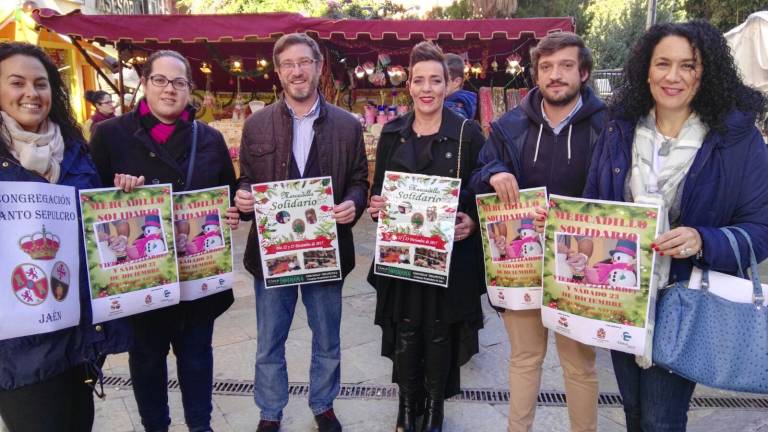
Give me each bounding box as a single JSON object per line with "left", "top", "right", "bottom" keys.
{"left": 4, "top": 218, "right": 768, "bottom": 432}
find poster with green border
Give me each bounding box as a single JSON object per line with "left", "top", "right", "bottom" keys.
{"left": 476, "top": 187, "right": 547, "bottom": 309}
{"left": 374, "top": 171, "right": 460, "bottom": 288}
{"left": 541, "top": 194, "right": 660, "bottom": 355}
{"left": 79, "top": 184, "right": 179, "bottom": 323}
{"left": 253, "top": 177, "right": 342, "bottom": 288}
{"left": 173, "top": 186, "right": 234, "bottom": 300}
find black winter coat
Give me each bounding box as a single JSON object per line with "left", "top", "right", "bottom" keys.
{"left": 368, "top": 107, "right": 486, "bottom": 397}
{"left": 89, "top": 108, "right": 236, "bottom": 323}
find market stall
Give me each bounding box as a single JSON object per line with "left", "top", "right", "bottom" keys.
{"left": 33, "top": 10, "right": 574, "bottom": 176}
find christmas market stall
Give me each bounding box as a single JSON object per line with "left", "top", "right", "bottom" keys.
{"left": 33, "top": 10, "right": 574, "bottom": 175}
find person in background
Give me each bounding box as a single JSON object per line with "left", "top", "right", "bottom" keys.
{"left": 367, "top": 41, "right": 486, "bottom": 432}
{"left": 234, "top": 33, "right": 368, "bottom": 432}
{"left": 90, "top": 49, "right": 240, "bottom": 432}
{"left": 0, "top": 41, "right": 132, "bottom": 432}
{"left": 443, "top": 53, "right": 477, "bottom": 120}
{"left": 470, "top": 32, "right": 606, "bottom": 432}
{"left": 584, "top": 20, "right": 768, "bottom": 431}
{"left": 83, "top": 89, "right": 115, "bottom": 141}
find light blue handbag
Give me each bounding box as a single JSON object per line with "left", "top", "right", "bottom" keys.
{"left": 652, "top": 226, "right": 768, "bottom": 393}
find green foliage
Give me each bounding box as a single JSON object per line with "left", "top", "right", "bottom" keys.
{"left": 515, "top": 0, "right": 593, "bottom": 33}
{"left": 177, "top": 0, "right": 327, "bottom": 15}
{"left": 326, "top": 0, "right": 413, "bottom": 19}
{"left": 682, "top": 0, "right": 765, "bottom": 32}
{"left": 584, "top": 0, "right": 684, "bottom": 69}
{"left": 425, "top": 0, "right": 477, "bottom": 19}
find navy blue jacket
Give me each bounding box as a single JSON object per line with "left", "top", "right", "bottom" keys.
{"left": 0, "top": 139, "right": 132, "bottom": 391}
{"left": 583, "top": 111, "right": 768, "bottom": 282}
{"left": 469, "top": 86, "right": 606, "bottom": 197}
{"left": 445, "top": 89, "right": 478, "bottom": 120}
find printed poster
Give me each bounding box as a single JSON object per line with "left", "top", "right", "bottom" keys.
{"left": 0, "top": 182, "right": 80, "bottom": 340}
{"left": 374, "top": 171, "right": 460, "bottom": 288}
{"left": 477, "top": 187, "right": 547, "bottom": 309}
{"left": 541, "top": 195, "right": 661, "bottom": 355}
{"left": 253, "top": 177, "right": 342, "bottom": 288}
{"left": 173, "top": 186, "right": 234, "bottom": 300}
{"left": 80, "top": 185, "right": 180, "bottom": 323}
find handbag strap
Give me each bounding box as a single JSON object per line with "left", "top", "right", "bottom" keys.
{"left": 456, "top": 119, "right": 468, "bottom": 179}
{"left": 719, "top": 226, "right": 764, "bottom": 306}
{"left": 185, "top": 120, "right": 198, "bottom": 192}
{"left": 719, "top": 227, "right": 745, "bottom": 278}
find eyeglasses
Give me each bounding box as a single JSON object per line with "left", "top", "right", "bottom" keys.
{"left": 149, "top": 74, "right": 191, "bottom": 91}
{"left": 97, "top": 99, "right": 114, "bottom": 105}
{"left": 278, "top": 59, "right": 317, "bottom": 72}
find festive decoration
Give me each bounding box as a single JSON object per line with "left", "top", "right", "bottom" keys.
{"left": 354, "top": 65, "right": 365, "bottom": 79}
{"left": 199, "top": 62, "right": 212, "bottom": 75}
{"left": 363, "top": 61, "right": 376, "bottom": 75}
{"left": 506, "top": 54, "right": 524, "bottom": 75}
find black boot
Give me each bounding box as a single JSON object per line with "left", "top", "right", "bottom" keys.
{"left": 420, "top": 398, "right": 444, "bottom": 432}
{"left": 396, "top": 394, "right": 419, "bottom": 432}
{"left": 394, "top": 322, "right": 425, "bottom": 432}
{"left": 421, "top": 321, "right": 450, "bottom": 432}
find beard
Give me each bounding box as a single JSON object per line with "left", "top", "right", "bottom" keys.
{"left": 280, "top": 73, "right": 319, "bottom": 102}
{"left": 540, "top": 82, "right": 582, "bottom": 107}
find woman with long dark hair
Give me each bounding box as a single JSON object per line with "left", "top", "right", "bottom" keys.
{"left": 0, "top": 41, "right": 131, "bottom": 432}
{"left": 584, "top": 21, "right": 768, "bottom": 431}
{"left": 83, "top": 89, "right": 115, "bottom": 140}
{"left": 367, "top": 42, "right": 486, "bottom": 432}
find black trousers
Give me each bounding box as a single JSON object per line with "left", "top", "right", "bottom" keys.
{"left": 393, "top": 320, "right": 452, "bottom": 400}
{"left": 0, "top": 365, "right": 95, "bottom": 432}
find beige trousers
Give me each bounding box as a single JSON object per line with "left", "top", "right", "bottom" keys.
{"left": 502, "top": 309, "right": 598, "bottom": 432}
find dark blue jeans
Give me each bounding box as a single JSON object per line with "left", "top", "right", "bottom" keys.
{"left": 129, "top": 312, "right": 215, "bottom": 432}
{"left": 253, "top": 279, "right": 342, "bottom": 421}
{"left": 611, "top": 350, "right": 697, "bottom": 432}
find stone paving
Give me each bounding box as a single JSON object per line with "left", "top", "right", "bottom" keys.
{"left": 4, "top": 218, "right": 768, "bottom": 432}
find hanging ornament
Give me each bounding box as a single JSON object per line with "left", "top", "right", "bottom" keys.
{"left": 199, "top": 62, "right": 212, "bottom": 74}
{"left": 363, "top": 61, "right": 376, "bottom": 75}
{"left": 471, "top": 63, "right": 483, "bottom": 78}
{"left": 377, "top": 53, "right": 391, "bottom": 67}
{"left": 263, "top": 73, "right": 270, "bottom": 80}
{"left": 506, "top": 54, "right": 523, "bottom": 75}
{"left": 354, "top": 65, "right": 365, "bottom": 79}
{"left": 491, "top": 59, "right": 499, "bottom": 72}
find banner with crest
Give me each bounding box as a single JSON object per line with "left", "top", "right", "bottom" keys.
{"left": 173, "top": 186, "right": 234, "bottom": 300}
{"left": 477, "top": 187, "right": 547, "bottom": 310}
{"left": 252, "top": 177, "right": 342, "bottom": 288}
{"left": 80, "top": 185, "right": 180, "bottom": 323}
{"left": 373, "top": 171, "right": 460, "bottom": 288}
{"left": 0, "top": 182, "right": 80, "bottom": 340}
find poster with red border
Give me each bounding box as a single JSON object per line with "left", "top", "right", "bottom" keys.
{"left": 252, "top": 177, "right": 342, "bottom": 288}
{"left": 373, "top": 171, "right": 460, "bottom": 288}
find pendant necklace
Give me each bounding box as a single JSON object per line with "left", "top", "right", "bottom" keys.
{"left": 655, "top": 121, "right": 676, "bottom": 157}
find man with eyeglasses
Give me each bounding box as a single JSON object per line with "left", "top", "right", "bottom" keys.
{"left": 235, "top": 33, "right": 368, "bottom": 432}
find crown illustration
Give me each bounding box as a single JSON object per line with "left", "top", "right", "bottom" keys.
{"left": 19, "top": 225, "right": 60, "bottom": 260}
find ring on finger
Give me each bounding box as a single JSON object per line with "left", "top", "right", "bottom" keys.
{"left": 680, "top": 247, "right": 692, "bottom": 257}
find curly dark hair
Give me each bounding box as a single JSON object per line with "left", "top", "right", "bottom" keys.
{"left": 610, "top": 20, "right": 766, "bottom": 132}
{"left": 0, "top": 42, "right": 84, "bottom": 145}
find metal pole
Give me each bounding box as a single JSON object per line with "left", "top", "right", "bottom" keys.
{"left": 646, "top": 0, "right": 658, "bottom": 29}
{"left": 117, "top": 42, "right": 125, "bottom": 114}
